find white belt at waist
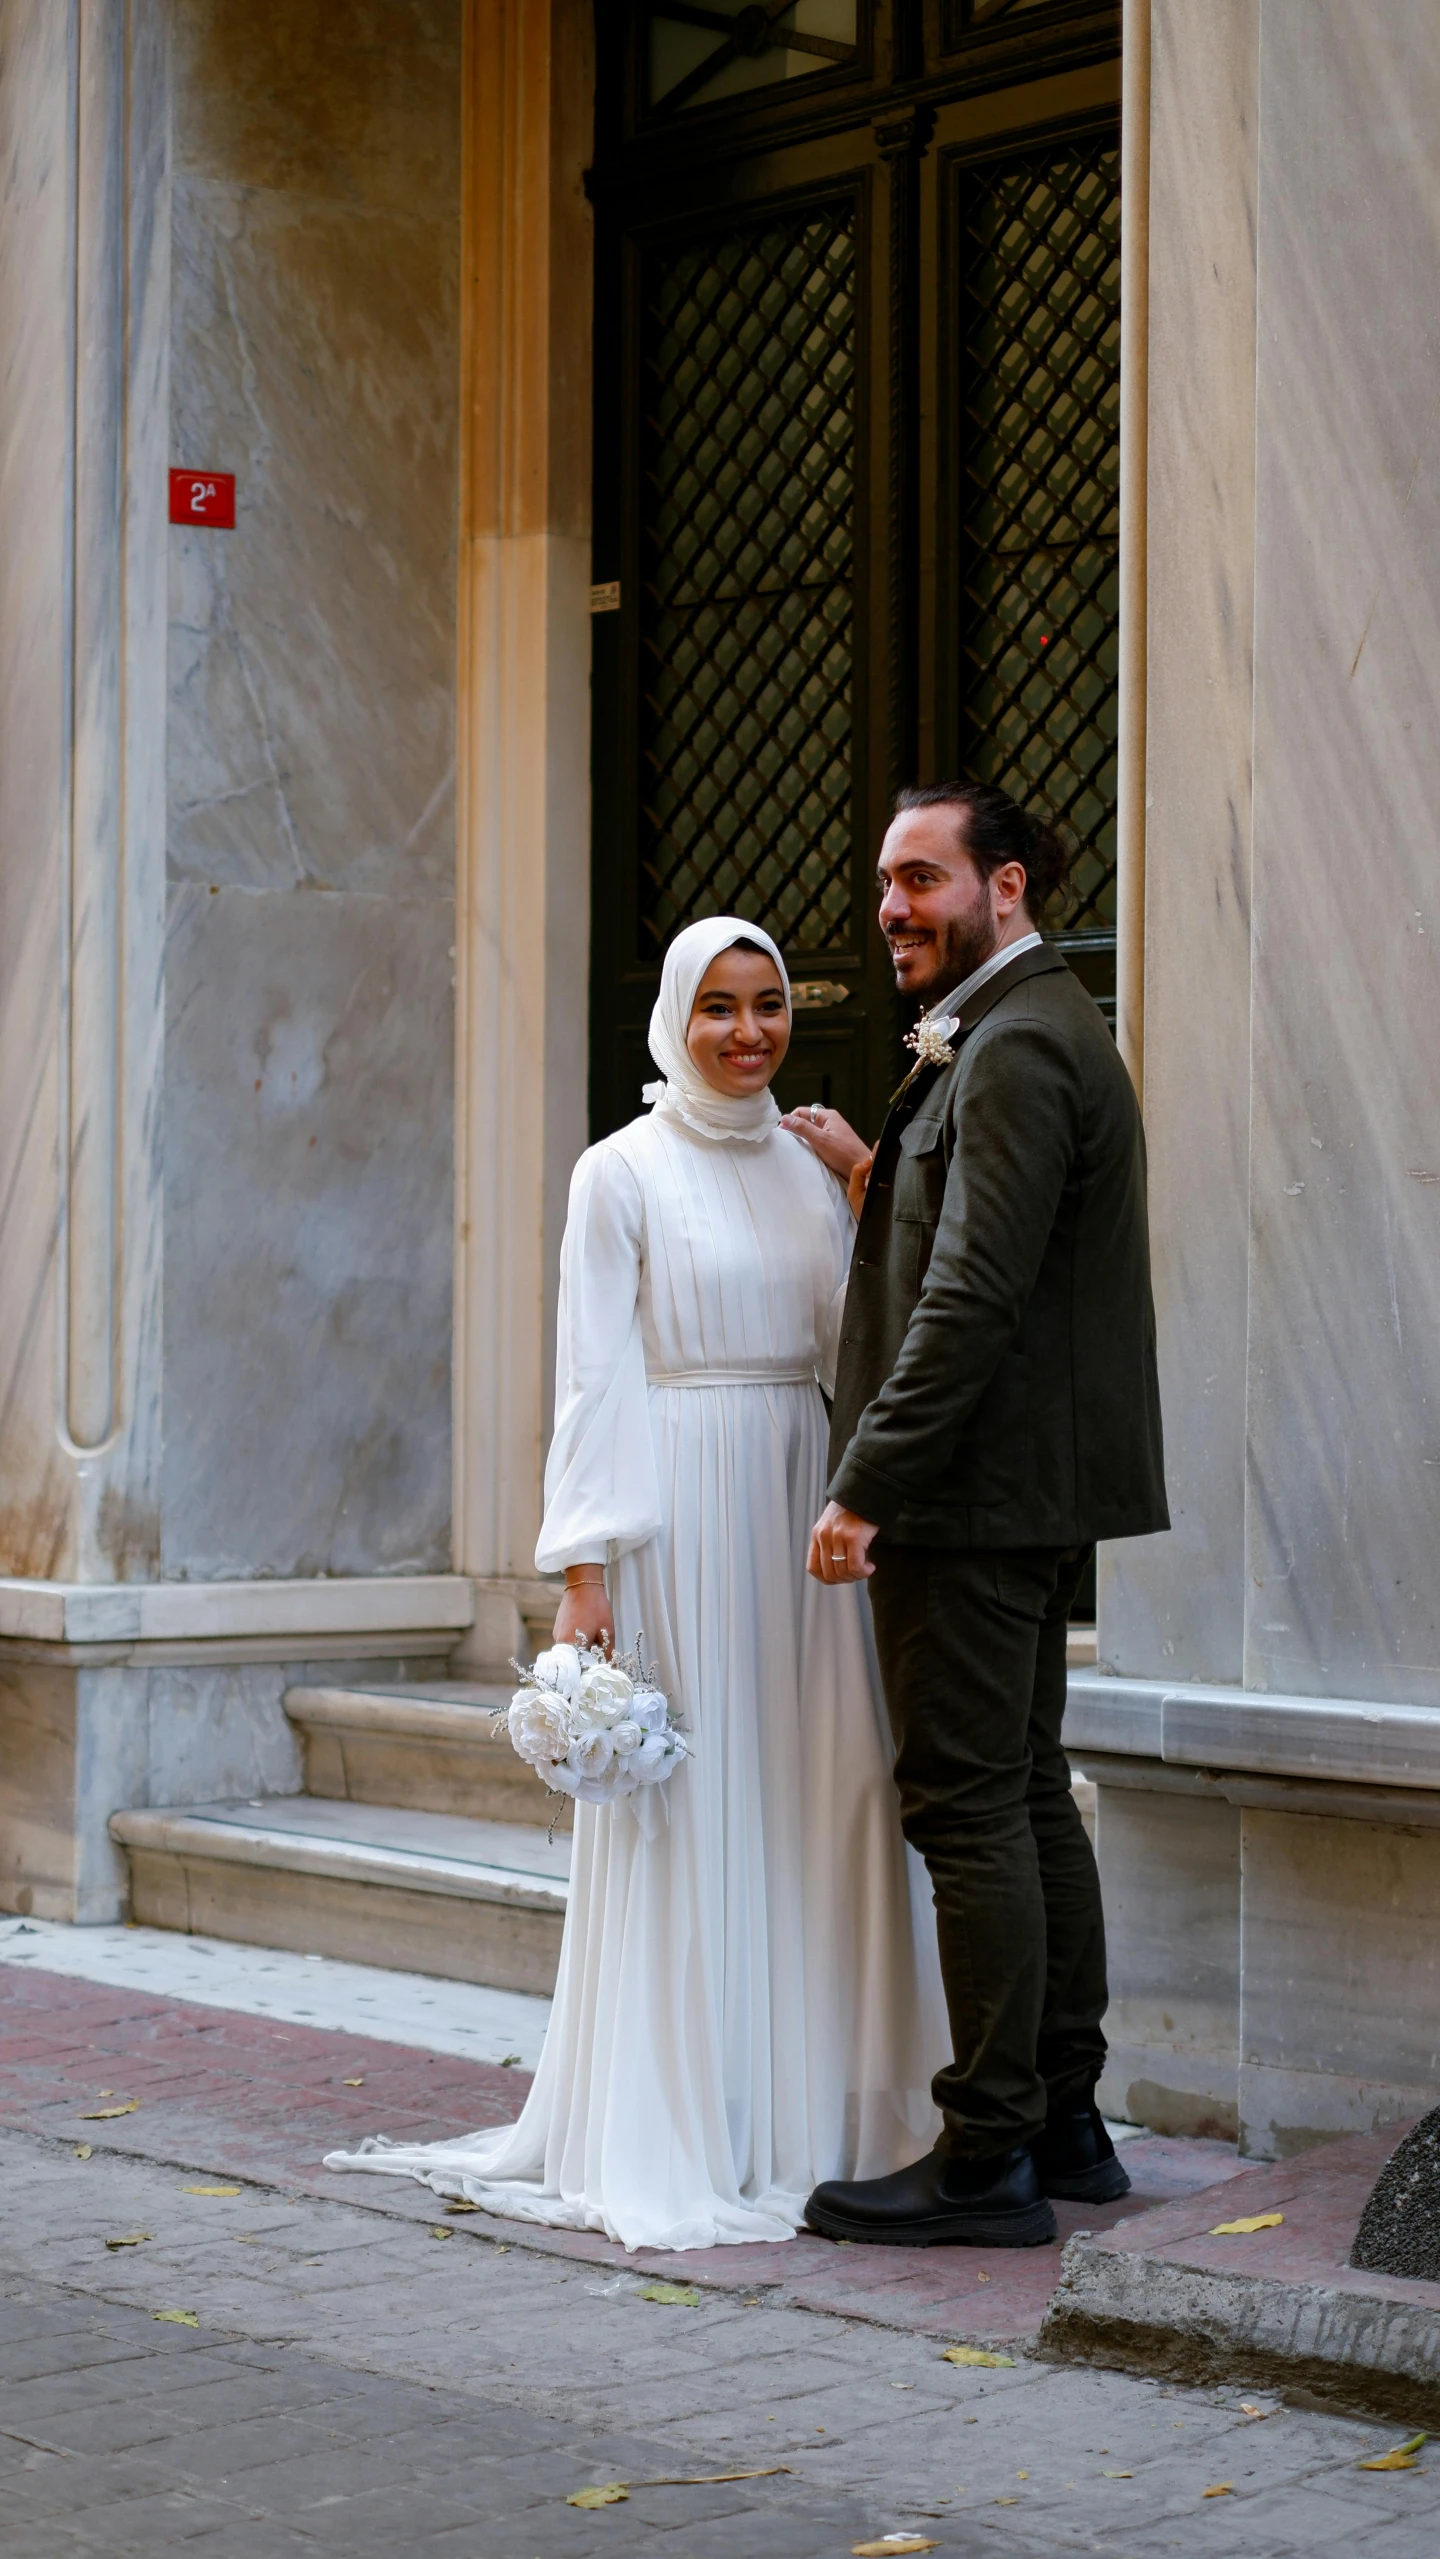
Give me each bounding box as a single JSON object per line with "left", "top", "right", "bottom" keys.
{"left": 647, "top": 1367, "right": 817, "bottom": 1388}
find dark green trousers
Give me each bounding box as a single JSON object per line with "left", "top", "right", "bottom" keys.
{"left": 867, "top": 1542, "right": 1108, "bottom": 2159}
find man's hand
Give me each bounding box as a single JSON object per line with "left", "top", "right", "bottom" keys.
{"left": 807, "top": 1500, "right": 879, "bottom": 1584}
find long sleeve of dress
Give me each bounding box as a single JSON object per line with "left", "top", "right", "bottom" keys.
{"left": 534, "top": 1143, "right": 662, "bottom": 1575}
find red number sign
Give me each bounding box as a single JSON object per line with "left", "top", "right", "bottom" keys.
{"left": 169, "top": 469, "right": 235, "bottom": 528}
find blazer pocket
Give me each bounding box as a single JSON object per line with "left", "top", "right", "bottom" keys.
{"left": 893, "top": 1116, "right": 946, "bottom": 1224}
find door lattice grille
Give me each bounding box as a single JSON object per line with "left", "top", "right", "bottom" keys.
{"left": 956, "top": 141, "right": 1120, "bottom": 935}
{"left": 639, "top": 209, "right": 856, "bottom": 957}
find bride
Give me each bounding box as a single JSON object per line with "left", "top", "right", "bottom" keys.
{"left": 327, "top": 916, "right": 944, "bottom": 2250}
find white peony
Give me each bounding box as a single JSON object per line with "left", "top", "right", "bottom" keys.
{"left": 629, "top": 1688, "right": 669, "bottom": 1734}
{"left": 567, "top": 1725, "right": 615, "bottom": 1784}
{"left": 508, "top": 1689, "right": 572, "bottom": 1768}
{"left": 532, "top": 1644, "right": 583, "bottom": 1700}
{"left": 631, "top": 1730, "right": 674, "bottom": 1783}
{"left": 576, "top": 1660, "right": 634, "bottom": 1726}
{"left": 609, "top": 1719, "right": 642, "bottom": 1757}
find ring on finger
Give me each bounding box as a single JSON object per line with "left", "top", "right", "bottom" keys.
{"left": 810, "top": 1103, "right": 823, "bottom": 1124}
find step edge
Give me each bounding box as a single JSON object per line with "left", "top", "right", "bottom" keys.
{"left": 284, "top": 1685, "right": 514, "bottom": 1741}
{"left": 108, "top": 1806, "right": 569, "bottom": 1911}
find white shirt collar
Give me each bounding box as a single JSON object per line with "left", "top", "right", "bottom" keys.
{"left": 925, "top": 930, "right": 1044, "bottom": 1029}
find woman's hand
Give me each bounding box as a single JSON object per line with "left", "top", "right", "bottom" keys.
{"left": 553, "top": 1571, "right": 615, "bottom": 1655}
{"left": 780, "top": 1103, "right": 872, "bottom": 1189}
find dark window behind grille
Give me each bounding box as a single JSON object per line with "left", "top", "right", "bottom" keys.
{"left": 955, "top": 140, "right": 1120, "bottom": 947}
{"left": 638, "top": 209, "right": 857, "bottom": 958}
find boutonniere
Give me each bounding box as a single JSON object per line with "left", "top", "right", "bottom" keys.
{"left": 889, "top": 1013, "right": 959, "bottom": 1106}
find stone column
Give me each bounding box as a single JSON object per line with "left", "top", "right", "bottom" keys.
{"left": 451, "top": 0, "right": 594, "bottom": 1664}
{"left": 0, "top": 0, "right": 169, "bottom": 1589}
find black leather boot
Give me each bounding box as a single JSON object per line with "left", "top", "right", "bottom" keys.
{"left": 1032, "top": 2099, "right": 1131, "bottom": 2203}
{"left": 805, "top": 2144, "right": 1058, "bottom": 2248}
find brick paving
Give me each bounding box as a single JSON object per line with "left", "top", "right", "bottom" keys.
{"left": 0, "top": 1963, "right": 1435, "bottom": 2553}
{"left": 0, "top": 1964, "right": 1249, "bottom": 2342}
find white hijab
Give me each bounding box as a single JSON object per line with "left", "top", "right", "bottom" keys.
{"left": 642, "top": 916, "right": 791, "bottom": 1144}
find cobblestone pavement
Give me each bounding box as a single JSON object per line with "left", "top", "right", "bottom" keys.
{"left": 1, "top": 1968, "right": 1437, "bottom": 2554}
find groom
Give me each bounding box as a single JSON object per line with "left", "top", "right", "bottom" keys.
{"left": 804, "top": 781, "right": 1167, "bottom": 2248}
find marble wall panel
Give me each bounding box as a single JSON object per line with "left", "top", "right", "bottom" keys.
{"left": 1244, "top": 3, "right": 1440, "bottom": 1704}
{"left": 163, "top": 0, "right": 461, "bottom": 1579}
{"left": 1239, "top": 1807, "right": 1440, "bottom": 2156}
{"left": 1099, "top": 2, "right": 1258, "bottom": 1682}
{"left": 162, "top": 882, "right": 454, "bottom": 1578}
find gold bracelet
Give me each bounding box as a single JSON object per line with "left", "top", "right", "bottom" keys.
{"left": 564, "top": 1568, "right": 607, "bottom": 1587}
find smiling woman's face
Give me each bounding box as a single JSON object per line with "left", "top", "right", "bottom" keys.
{"left": 685, "top": 945, "right": 790, "bottom": 1098}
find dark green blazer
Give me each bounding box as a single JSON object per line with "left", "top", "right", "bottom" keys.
{"left": 828, "top": 943, "right": 1168, "bottom": 1549}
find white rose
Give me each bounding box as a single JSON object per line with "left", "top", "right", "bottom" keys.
{"left": 632, "top": 1730, "right": 674, "bottom": 1783}
{"left": 577, "top": 1660, "right": 634, "bottom": 1726}
{"left": 532, "top": 1644, "right": 583, "bottom": 1700}
{"left": 508, "top": 1690, "right": 572, "bottom": 1768}
{"left": 544, "top": 1758, "right": 581, "bottom": 1798}
{"left": 567, "top": 1726, "right": 615, "bottom": 1784}
{"left": 609, "top": 1719, "right": 642, "bottom": 1757}
{"left": 630, "top": 1688, "right": 669, "bottom": 1734}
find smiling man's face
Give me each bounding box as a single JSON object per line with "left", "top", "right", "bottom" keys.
{"left": 877, "top": 805, "right": 1015, "bottom": 1003}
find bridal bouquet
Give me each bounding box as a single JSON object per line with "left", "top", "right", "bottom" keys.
{"left": 501, "top": 1638, "right": 690, "bottom": 1808}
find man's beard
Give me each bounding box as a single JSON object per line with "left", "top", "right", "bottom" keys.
{"left": 888, "top": 885, "right": 998, "bottom": 1003}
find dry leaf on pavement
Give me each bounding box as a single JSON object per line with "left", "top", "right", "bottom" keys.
{"left": 74, "top": 2145, "right": 92, "bottom": 2161}
{"left": 942, "top": 2345, "right": 1015, "bottom": 2368}
{"left": 851, "top": 2538, "right": 939, "bottom": 2555}
{"left": 636, "top": 2281, "right": 700, "bottom": 2306}
{"left": 444, "top": 2201, "right": 481, "bottom": 2214}
{"left": 79, "top": 2101, "right": 140, "bottom": 2121}
{"left": 1209, "top": 2212, "right": 1283, "bottom": 2235}
{"left": 429, "top": 2225, "right": 454, "bottom": 2240}
{"left": 1202, "top": 2482, "right": 1234, "bottom": 2497}
{"left": 1358, "top": 2434, "right": 1426, "bottom": 2471}
{"left": 342, "top": 2077, "right": 364, "bottom": 2087}
{"left": 567, "top": 2483, "right": 629, "bottom": 2508}
{"left": 1102, "top": 2469, "right": 1133, "bottom": 2478}
{"left": 182, "top": 2186, "right": 241, "bottom": 2198}
{"left": 153, "top": 2310, "right": 199, "bottom": 2326}
{"left": 104, "top": 2233, "right": 150, "bottom": 2251}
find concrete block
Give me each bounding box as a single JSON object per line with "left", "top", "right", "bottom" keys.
{"left": 1094, "top": 1781, "right": 1240, "bottom": 2139}
{"left": 1239, "top": 1808, "right": 1440, "bottom": 2156}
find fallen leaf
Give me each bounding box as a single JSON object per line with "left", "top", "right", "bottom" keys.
{"left": 444, "top": 2200, "right": 481, "bottom": 2214}
{"left": 942, "top": 2345, "right": 1015, "bottom": 2368}
{"left": 1358, "top": 2433, "right": 1427, "bottom": 2472}
{"left": 1239, "top": 2402, "right": 1272, "bottom": 2419}
{"left": 342, "top": 2076, "right": 364, "bottom": 2088}
{"left": 636, "top": 2281, "right": 700, "bottom": 2306}
{"left": 1102, "top": 2469, "right": 1134, "bottom": 2478}
{"left": 1209, "top": 2212, "right": 1283, "bottom": 2235}
{"left": 975, "top": 2270, "right": 991, "bottom": 2283}
{"left": 182, "top": 2185, "right": 241, "bottom": 2198}
{"left": 994, "top": 2496, "right": 1019, "bottom": 2506}
{"left": 430, "top": 2225, "right": 454, "bottom": 2240}
{"left": 852, "top": 2540, "right": 939, "bottom": 2556}
{"left": 79, "top": 2100, "right": 140, "bottom": 2121}
{"left": 98, "top": 2088, "right": 113, "bottom": 2098}
{"left": 104, "top": 2232, "right": 151, "bottom": 2251}
{"left": 74, "top": 2144, "right": 92, "bottom": 2161}
{"left": 501, "top": 2052, "right": 522, "bottom": 2066}
{"left": 1015, "top": 2470, "right": 1028, "bottom": 2480}
{"left": 153, "top": 2310, "right": 199, "bottom": 2327}
{"left": 1202, "top": 2483, "right": 1234, "bottom": 2498}
{"left": 567, "top": 2483, "right": 629, "bottom": 2508}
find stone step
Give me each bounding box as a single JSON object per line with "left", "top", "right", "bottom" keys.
{"left": 283, "top": 1679, "right": 573, "bottom": 1829}
{"left": 109, "top": 1798, "right": 568, "bottom": 1995}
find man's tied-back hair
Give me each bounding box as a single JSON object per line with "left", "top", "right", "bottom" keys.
{"left": 893, "top": 780, "right": 1075, "bottom": 925}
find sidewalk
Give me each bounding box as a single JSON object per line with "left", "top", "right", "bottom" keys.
{"left": 0, "top": 1935, "right": 1432, "bottom": 2554}
{"left": 0, "top": 1943, "right": 1244, "bottom": 2345}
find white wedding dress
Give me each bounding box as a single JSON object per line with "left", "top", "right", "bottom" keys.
{"left": 328, "top": 1109, "right": 945, "bottom": 2250}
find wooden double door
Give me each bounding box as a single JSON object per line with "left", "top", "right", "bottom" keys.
{"left": 588, "top": 2, "right": 1122, "bottom": 1143}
